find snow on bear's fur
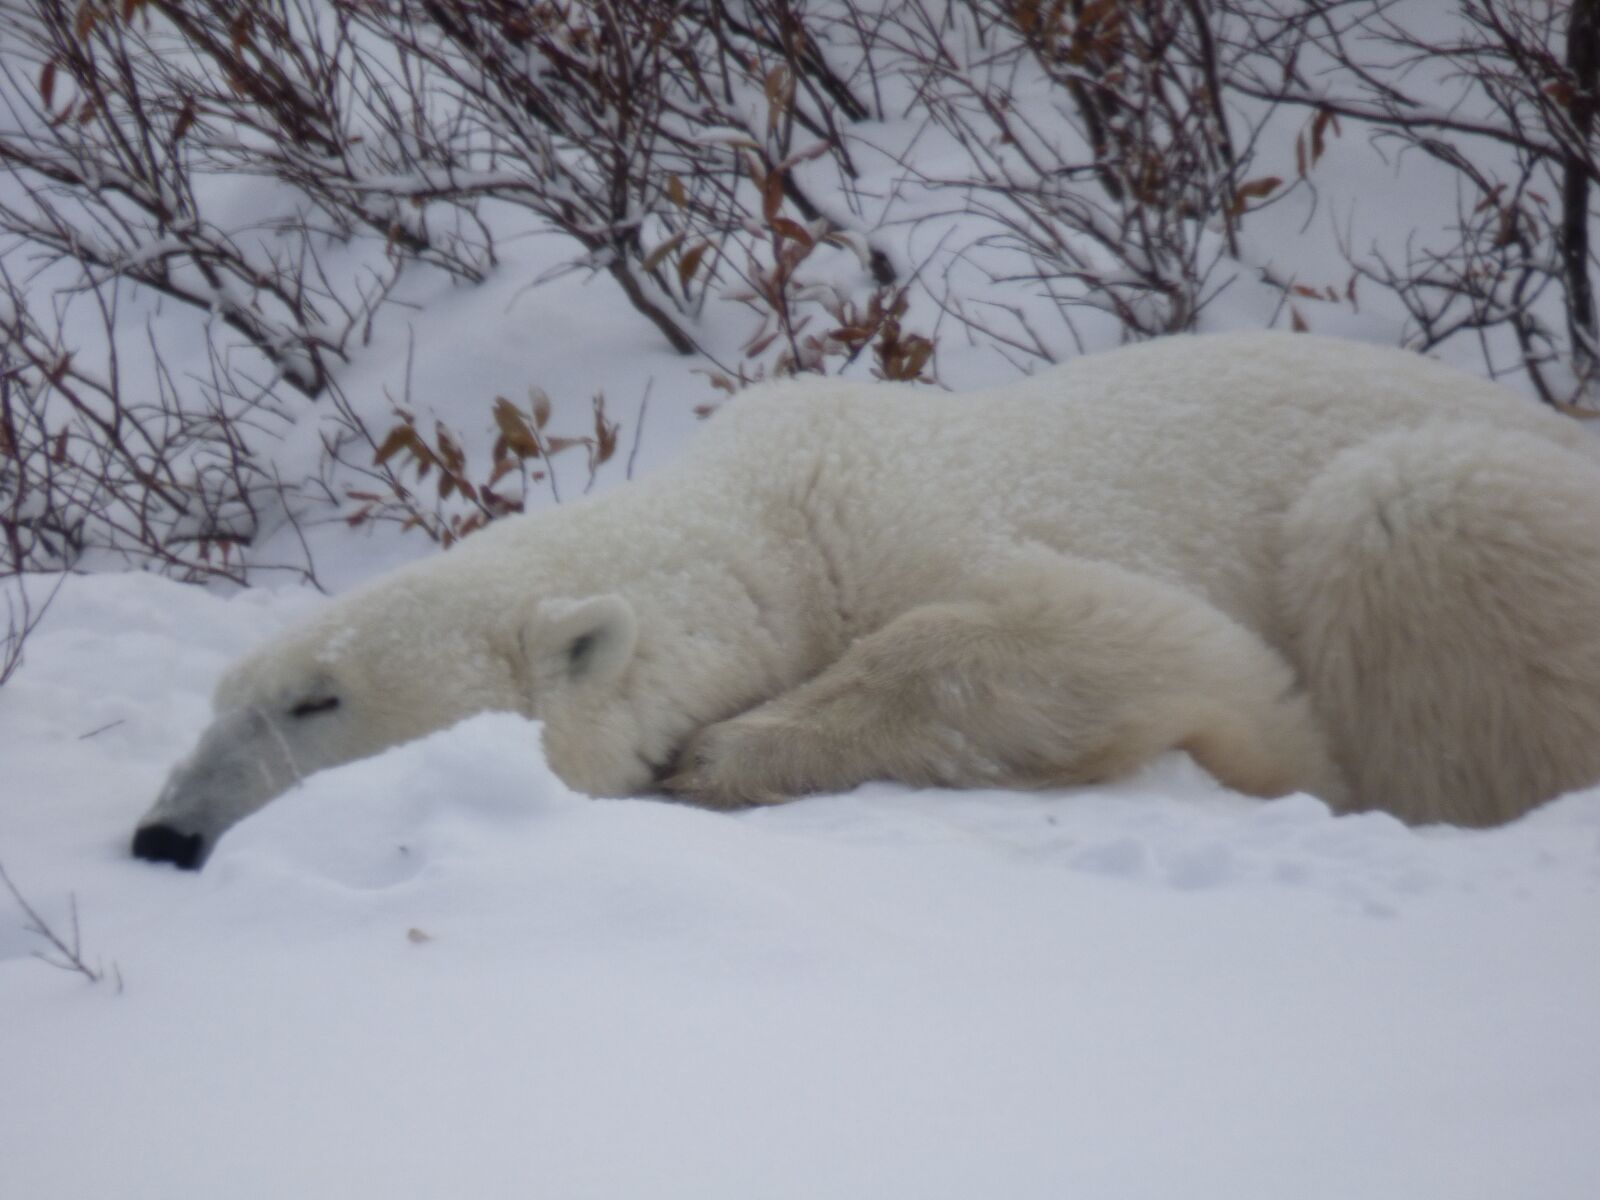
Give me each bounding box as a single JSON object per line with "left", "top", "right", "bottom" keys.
{"left": 133, "top": 331, "right": 1600, "bottom": 868}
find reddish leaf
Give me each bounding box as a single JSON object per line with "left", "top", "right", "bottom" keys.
{"left": 434, "top": 422, "right": 464, "bottom": 474}
{"left": 373, "top": 425, "right": 412, "bottom": 467}
{"left": 229, "top": 12, "right": 253, "bottom": 53}
{"left": 173, "top": 97, "right": 196, "bottom": 142}
{"left": 762, "top": 169, "right": 785, "bottom": 225}
{"left": 642, "top": 231, "right": 685, "bottom": 273}
{"left": 1228, "top": 175, "right": 1283, "bottom": 220}
{"left": 677, "top": 241, "right": 710, "bottom": 288}
{"left": 1311, "top": 110, "right": 1330, "bottom": 164}
{"left": 764, "top": 65, "right": 791, "bottom": 108}
{"left": 770, "top": 217, "right": 813, "bottom": 247}
{"left": 1545, "top": 80, "right": 1576, "bottom": 107}
{"left": 764, "top": 65, "right": 792, "bottom": 136}
{"left": 492, "top": 395, "right": 523, "bottom": 434}
{"left": 593, "top": 396, "right": 618, "bottom": 464}
{"left": 1237, "top": 175, "right": 1282, "bottom": 202}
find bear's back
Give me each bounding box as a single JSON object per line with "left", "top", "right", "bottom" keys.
{"left": 696, "top": 331, "right": 1585, "bottom": 642}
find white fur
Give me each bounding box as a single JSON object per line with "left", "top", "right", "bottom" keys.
{"left": 135, "top": 332, "right": 1600, "bottom": 863}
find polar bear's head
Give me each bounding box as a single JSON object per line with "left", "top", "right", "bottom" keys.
{"left": 131, "top": 582, "right": 653, "bottom": 869}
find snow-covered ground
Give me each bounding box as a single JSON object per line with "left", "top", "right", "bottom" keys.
{"left": 4, "top": 5, "right": 1600, "bottom": 1196}
{"left": 2, "top": 570, "right": 1599, "bottom": 1198}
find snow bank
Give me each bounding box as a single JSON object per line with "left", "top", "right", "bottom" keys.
{"left": 2, "top": 573, "right": 1597, "bottom": 1200}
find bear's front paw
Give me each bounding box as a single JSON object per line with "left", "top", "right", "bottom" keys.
{"left": 661, "top": 717, "right": 792, "bottom": 811}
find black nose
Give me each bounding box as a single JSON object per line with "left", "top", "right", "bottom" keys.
{"left": 131, "top": 824, "right": 205, "bottom": 870}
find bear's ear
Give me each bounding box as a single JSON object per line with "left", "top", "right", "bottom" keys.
{"left": 524, "top": 594, "right": 638, "bottom": 687}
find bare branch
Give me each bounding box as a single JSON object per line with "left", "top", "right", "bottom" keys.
{"left": 0, "top": 858, "right": 116, "bottom": 988}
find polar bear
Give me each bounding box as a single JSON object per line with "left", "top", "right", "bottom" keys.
{"left": 132, "top": 331, "right": 1600, "bottom": 868}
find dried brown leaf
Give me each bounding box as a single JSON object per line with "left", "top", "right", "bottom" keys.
{"left": 1236, "top": 175, "right": 1282, "bottom": 202}
{"left": 593, "top": 397, "right": 618, "bottom": 464}
{"left": 764, "top": 65, "right": 792, "bottom": 135}
{"left": 173, "top": 97, "right": 196, "bottom": 141}
{"left": 677, "top": 241, "right": 710, "bottom": 288}
{"left": 642, "top": 231, "right": 685, "bottom": 273}
{"left": 373, "top": 425, "right": 412, "bottom": 467}
{"left": 770, "top": 217, "right": 812, "bottom": 247}
{"left": 762, "top": 169, "right": 785, "bottom": 225}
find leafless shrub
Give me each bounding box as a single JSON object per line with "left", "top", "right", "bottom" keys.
{"left": 0, "top": 572, "right": 61, "bottom": 687}
{"left": 0, "top": 260, "right": 316, "bottom": 582}
{"left": 334, "top": 0, "right": 895, "bottom": 363}
{"left": 137, "top": 0, "right": 499, "bottom": 285}
{"left": 0, "top": 1, "right": 406, "bottom": 400}
{"left": 868, "top": 0, "right": 1599, "bottom": 398}
{"left": 879, "top": 0, "right": 1296, "bottom": 354}
{"left": 1227, "top": 0, "right": 1600, "bottom": 405}
{"left": 0, "top": 0, "right": 409, "bottom": 582}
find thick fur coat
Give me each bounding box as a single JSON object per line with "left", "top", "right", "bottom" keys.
{"left": 133, "top": 331, "right": 1600, "bottom": 867}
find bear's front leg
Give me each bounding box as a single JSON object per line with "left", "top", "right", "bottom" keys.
{"left": 663, "top": 600, "right": 1009, "bottom": 809}
{"left": 663, "top": 555, "right": 1345, "bottom": 811}
{"left": 664, "top": 710, "right": 839, "bottom": 809}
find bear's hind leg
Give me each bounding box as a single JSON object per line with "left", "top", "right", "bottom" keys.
{"left": 666, "top": 557, "right": 1342, "bottom": 809}
{"left": 1281, "top": 425, "right": 1600, "bottom": 825}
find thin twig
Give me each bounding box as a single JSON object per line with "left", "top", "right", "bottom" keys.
{"left": 0, "top": 858, "right": 109, "bottom": 986}
{"left": 626, "top": 379, "right": 653, "bottom": 481}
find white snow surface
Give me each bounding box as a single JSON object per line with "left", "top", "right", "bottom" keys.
{"left": 2, "top": 571, "right": 1599, "bottom": 1199}
{"left": 4, "top": 5, "right": 1600, "bottom": 1194}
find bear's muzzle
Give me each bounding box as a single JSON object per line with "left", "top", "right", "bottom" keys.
{"left": 131, "top": 823, "right": 205, "bottom": 870}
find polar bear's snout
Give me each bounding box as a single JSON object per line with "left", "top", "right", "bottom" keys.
{"left": 132, "top": 704, "right": 321, "bottom": 869}
{"left": 131, "top": 823, "right": 206, "bottom": 869}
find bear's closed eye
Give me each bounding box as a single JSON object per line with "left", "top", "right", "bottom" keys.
{"left": 289, "top": 697, "right": 341, "bottom": 718}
